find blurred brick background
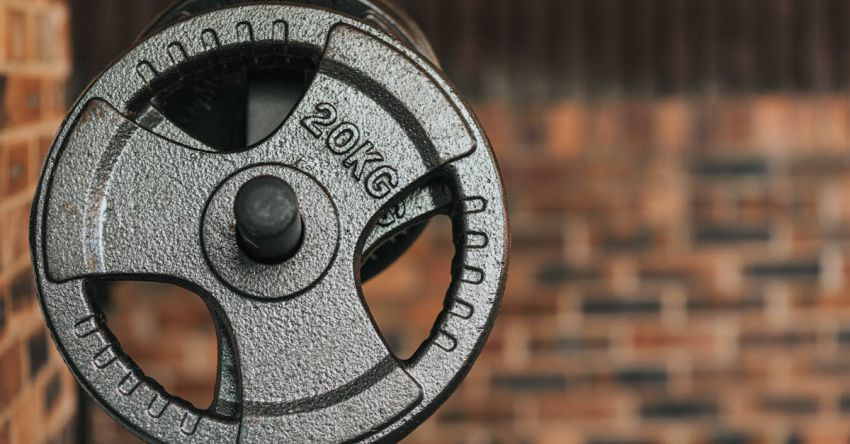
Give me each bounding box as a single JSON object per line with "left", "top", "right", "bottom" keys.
{"left": 0, "top": 0, "right": 76, "bottom": 443}
{"left": 8, "top": 0, "right": 850, "bottom": 443}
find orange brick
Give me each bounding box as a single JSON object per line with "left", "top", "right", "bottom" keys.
{"left": 4, "top": 8, "right": 27, "bottom": 62}
{"left": 0, "top": 142, "right": 30, "bottom": 198}
{"left": 475, "top": 103, "right": 517, "bottom": 159}
{"left": 0, "top": 344, "right": 22, "bottom": 407}
{"left": 713, "top": 98, "right": 753, "bottom": 150}
{"left": 546, "top": 101, "right": 586, "bottom": 159}
{"left": 811, "top": 97, "right": 850, "bottom": 152}
{"left": 9, "top": 385, "right": 45, "bottom": 444}
{"left": 40, "top": 79, "right": 64, "bottom": 119}
{"left": 2, "top": 76, "right": 42, "bottom": 128}
{"left": 751, "top": 95, "right": 796, "bottom": 153}
{"left": 5, "top": 205, "right": 30, "bottom": 268}
{"left": 653, "top": 99, "right": 693, "bottom": 153}
{"left": 588, "top": 102, "right": 625, "bottom": 148}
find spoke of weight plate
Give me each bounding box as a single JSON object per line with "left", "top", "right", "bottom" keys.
{"left": 44, "top": 99, "right": 230, "bottom": 284}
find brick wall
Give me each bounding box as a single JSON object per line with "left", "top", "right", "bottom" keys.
{"left": 0, "top": 0, "right": 75, "bottom": 443}
{"left": 31, "top": 0, "right": 850, "bottom": 443}
{"left": 421, "top": 94, "right": 850, "bottom": 444}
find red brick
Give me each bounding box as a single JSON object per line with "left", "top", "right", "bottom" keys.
{"left": 652, "top": 99, "right": 693, "bottom": 153}
{"left": 0, "top": 142, "right": 30, "bottom": 198}
{"left": 4, "top": 8, "right": 28, "bottom": 62}
{"left": 0, "top": 344, "right": 22, "bottom": 407}
{"left": 40, "top": 80, "right": 64, "bottom": 119}
{"left": 538, "top": 394, "right": 620, "bottom": 423}
{"left": 1, "top": 205, "right": 31, "bottom": 272}
{"left": 10, "top": 384, "right": 45, "bottom": 444}
{"left": 588, "top": 102, "right": 625, "bottom": 148}
{"left": 546, "top": 101, "right": 586, "bottom": 159}
{"left": 751, "top": 96, "right": 797, "bottom": 154}
{"left": 2, "top": 76, "right": 42, "bottom": 128}
{"left": 475, "top": 103, "right": 517, "bottom": 159}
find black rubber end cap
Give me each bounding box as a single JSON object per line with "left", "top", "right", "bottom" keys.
{"left": 234, "top": 176, "right": 303, "bottom": 264}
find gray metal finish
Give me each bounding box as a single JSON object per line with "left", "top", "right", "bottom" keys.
{"left": 144, "top": 0, "right": 439, "bottom": 65}
{"left": 138, "top": 0, "right": 445, "bottom": 282}
{"left": 204, "top": 165, "right": 338, "bottom": 298}
{"left": 32, "top": 4, "right": 508, "bottom": 443}
{"left": 233, "top": 175, "right": 305, "bottom": 264}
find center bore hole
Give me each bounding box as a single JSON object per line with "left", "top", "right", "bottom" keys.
{"left": 234, "top": 176, "right": 304, "bottom": 264}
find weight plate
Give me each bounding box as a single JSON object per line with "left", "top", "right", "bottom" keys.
{"left": 138, "top": 0, "right": 444, "bottom": 282}
{"left": 32, "top": 4, "right": 508, "bottom": 443}
{"left": 136, "top": 0, "right": 457, "bottom": 419}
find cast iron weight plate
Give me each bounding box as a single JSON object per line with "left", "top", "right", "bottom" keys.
{"left": 31, "top": 4, "right": 508, "bottom": 443}
{"left": 138, "top": 0, "right": 444, "bottom": 283}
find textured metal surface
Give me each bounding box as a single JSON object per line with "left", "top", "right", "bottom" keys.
{"left": 232, "top": 175, "right": 305, "bottom": 264}
{"left": 32, "top": 4, "right": 508, "bottom": 443}
{"left": 139, "top": 0, "right": 443, "bottom": 281}
{"left": 204, "top": 165, "right": 338, "bottom": 298}
{"left": 144, "top": 0, "right": 439, "bottom": 65}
